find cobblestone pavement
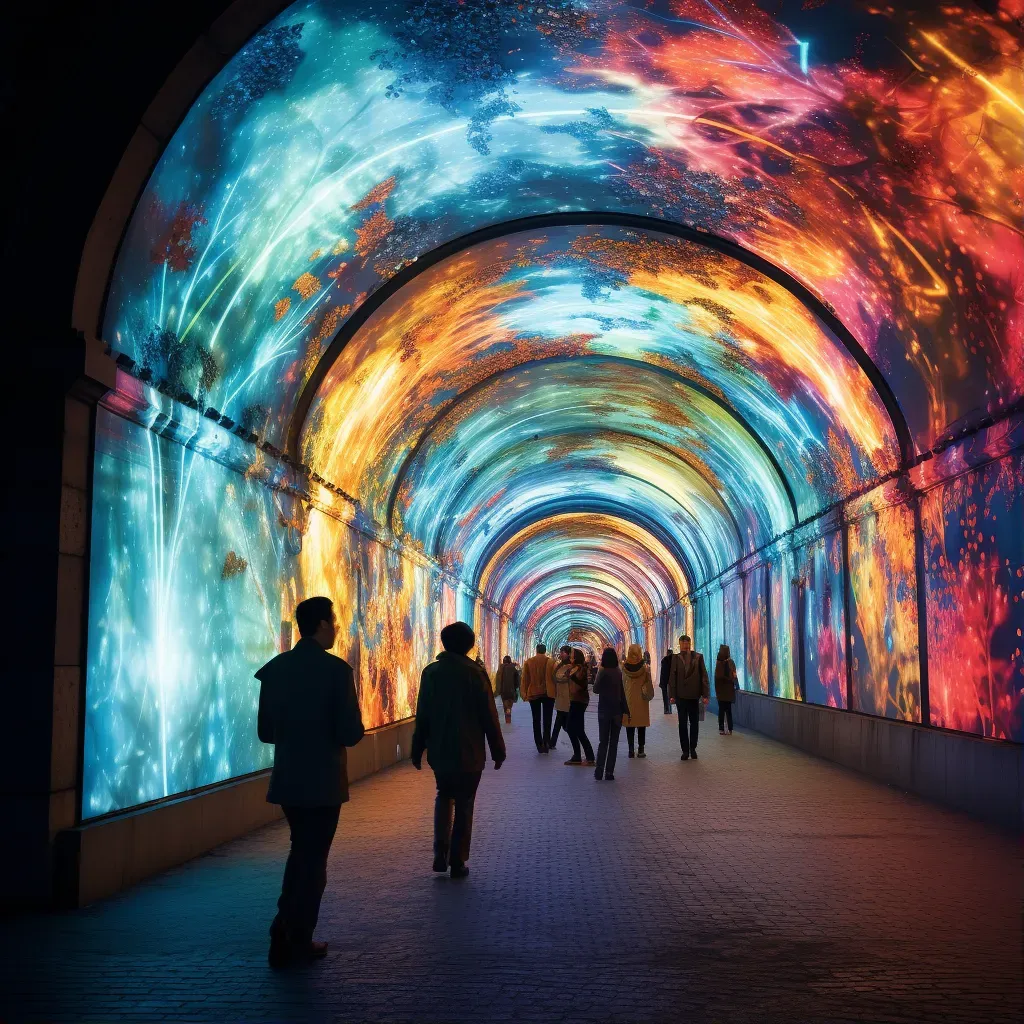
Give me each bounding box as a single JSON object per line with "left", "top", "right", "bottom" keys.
{"left": 1, "top": 708, "right": 1021, "bottom": 1023}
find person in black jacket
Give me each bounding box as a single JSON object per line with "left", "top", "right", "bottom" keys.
{"left": 256, "top": 596, "right": 365, "bottom": 969}
{"left": 412, "top": 622, "right": 506, "bottom": 878}
{"left": 659, "top": 649, "right": 674, "bottom": 715}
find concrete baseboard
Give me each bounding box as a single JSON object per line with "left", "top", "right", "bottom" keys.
{"left": 733, "top": 691, "right": 1023, "bottom": 832}
{"left": 54, "top": 718, "right": 416, "bottom": 907}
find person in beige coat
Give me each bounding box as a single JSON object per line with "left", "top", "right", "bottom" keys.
{"left": 621, "top": 643, "right": 654, "bottom": 758}
{"left": 521, "top": 644, "right": 556, "bottom": 752}
{"left": 550, "top": 646, "right": 573, "bottom": 749}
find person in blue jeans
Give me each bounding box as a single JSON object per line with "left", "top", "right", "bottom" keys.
{"left": 592, "top": 647, "right": 630, "bottom": 781}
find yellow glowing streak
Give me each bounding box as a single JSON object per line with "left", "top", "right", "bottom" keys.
{"left": 920, "top": 32, "right": 1024, "bottom": 120}
{"left": 862, "top": 206, "right": 949, "bottom": 298}
{"left": 691, "top": 116, "right": 826, "bottom": 171}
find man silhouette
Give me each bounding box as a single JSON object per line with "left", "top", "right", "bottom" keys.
{"left": 412, "top": 622, "right": 506, "bottom": 878}
{"left": 659, "top": 648, "right": 674, "bottom": 715}
{"left": 256, "top": 596, "right": 365, "bottom": 968}
{"left": 521, "top": 643, "right": 556, "bottom": 751}
{"left": 668, "top": 634, "right": 710, "bottom": 759}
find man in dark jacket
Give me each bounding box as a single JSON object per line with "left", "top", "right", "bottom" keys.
{"left": 412, "top": 621, "right": 506, "bottom": 879}
{"left": 667, "top": 634, "right": 710, "bottom": 760}
{"left": 256, "top": 596, "right": 365, "bottom": 968}
{"left": 659, "top": 648, "right": 674, "bottom": 715}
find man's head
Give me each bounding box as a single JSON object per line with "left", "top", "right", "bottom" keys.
{"left": 296, "top": 596, "right": 336, "bottom": 649}
{"left": 678, "top": 634, "right": 692, "bottom": 653}
{"left": 503, "top": 655, "right": 512, "bottom": 664}
{"left": 441, "top": 621, "right": 475, "bottom": 656}
{"left": 559, "top": 645, "right": 571, "bottom": 663}
{"left": 536, "top": 643, "right": 547, "bottom": 655}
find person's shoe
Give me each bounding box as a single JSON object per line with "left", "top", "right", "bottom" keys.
{"left": 690, "top": 749, "right": 698, "bottom": 759}
{"left": 681, "top": 752, "right": 689, "bottom": 760}
{"left": 728, "top": 729, "right": 733, "bottom": 734}
{"left": 594, "top": 769, "right": 603, "bottom": 780}
{"left": 605, "top": 773, "right": 615, "bottom": 781}
{"left": 306, "top": 941, "right": 329, "bottom": 960}
{"left": 627, "top": 750, "right": 635, "bottom": 758}
{"left": 432, "top": 853, "right": 448, "bottom": 872}
{"left": 505, "top": 714, "right": 511, "bottom": 724}
{"left": 638, "top": 749, "right": 646, "bottom": 758}
{"left": 564, "top": 758, "right": 582, "bottom": 765}
{"left": 720, "top": 729, "right": 726, "bottom": 735}
{"left": 268, "top": 940, "right": 293, "bottom": 970}
{"left": 583, "top": 759, "right": 596, "bottom": 767}
{"left": 450, "top": 863, "right": 469, "bottom": 879}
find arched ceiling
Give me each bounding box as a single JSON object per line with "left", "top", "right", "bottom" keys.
{"left": 102, "top": 0, "right": 1023, "bottom": 644}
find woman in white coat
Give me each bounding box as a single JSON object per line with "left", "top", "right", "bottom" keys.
{"left": 622, "top": 643, "right": 654, "bottom": 758}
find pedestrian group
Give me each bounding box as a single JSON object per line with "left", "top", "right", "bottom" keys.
{"left": 254, "top": 596, "right": 740, "bottom": 969}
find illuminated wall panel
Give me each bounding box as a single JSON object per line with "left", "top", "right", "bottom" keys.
{"left": 802, "top": 533, "right": 848, "bottom": 709}
{"left": 722, "top": 577, "right": 746, "bottom": 693}
{"left": 744, "top": 567, "right": 770, "bottom": 695}
{"left": 846, "top": 505, "right": 921, "bottom": 722}
{"left": 922, "top": 456, "right": 1024, "bottom": 742}
{"left": 84, "top": 410, "right": 287, "bottom": 817}
{"left": 770, "top": 550, "right": 798, "bottom": 700}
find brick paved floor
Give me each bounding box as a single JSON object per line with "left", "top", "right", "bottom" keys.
{"left": 1, "top": 708, "right": 1021, "bottom": 1023}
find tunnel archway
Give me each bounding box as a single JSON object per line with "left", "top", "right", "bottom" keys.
{"left": 78, "top": 0, "right": 1024, "bottom": 821}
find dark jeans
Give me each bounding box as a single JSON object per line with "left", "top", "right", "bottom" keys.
{"left": 551, "top": 709, "right": 569, "bottom": 745}
{"left": 718, "top": 701, "right": 734, "bottom": 732}
{"left": 530, "top": 696, "right": 555, "bottom": 748}
{"left": 660, "top": 684, "right": 671, "bottom": 714}
{"left": 595, "top": 714, "right": 622, "bottom": 777}
{"left": 678, "top": 698, "right": 700, "bottom": 753}
{"left": 625, "top": 725, "right": 646, "bottom": 752}
{"left": 275, "top": 805, "right": 341, "bottom": 947}
{"left": 566, "top": 701, "right": 595, "bottom": 761}
{"left": 433, "top": 770, "right": 482, "bottom": 868}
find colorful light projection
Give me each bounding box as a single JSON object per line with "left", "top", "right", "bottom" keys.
{"left": 85, "top": 0, "right": 1024, "bottom": 818}
{"left": 84, "top": 400, "right": 475, "bottom": 816}
{"left": 846, "top": 500, "right": 921, "bottom": 722}
{"left": 301, "top": 225, "right": 897, "bottom": 565}
{"left": 104, "top": 0, "right": 1023, "bottom": 458}
{"left": 801, "top": 532, "right": 848, "bottom": 709}
{"left": 478, "top": 513, "right": 688, "bottom": 661}
{"left": 922, "top": 456, "right": 1024, "bottom": 742}
{"left": 744, "top": 566, "right": 770, "bottom": 695}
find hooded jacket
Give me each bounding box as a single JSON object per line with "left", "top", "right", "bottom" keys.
{"left": 715, "top": 644, "right": 738, "bottom": 703}
{"left": 621, "top": 643, "right": 653, "bottom": 728}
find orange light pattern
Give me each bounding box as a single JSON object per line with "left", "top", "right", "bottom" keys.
{"left": 846, "top": 502, "right": 921, "bottom": 722}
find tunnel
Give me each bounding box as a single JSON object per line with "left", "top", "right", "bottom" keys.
{"left": 8, "top": 0, "right": 1023, "bottom": 914}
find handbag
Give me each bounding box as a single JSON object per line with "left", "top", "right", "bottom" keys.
{"left": 640, "top": 670, "right": 654, "bottom": 703}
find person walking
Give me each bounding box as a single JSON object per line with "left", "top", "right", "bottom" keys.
{"left": 256, "top": 596, "right": 366, "bottom": 969}
{"left": 411, "top": 621, "right": 506, "bottom": 879}
{"left": 715, "top": 643, "right": 738, "bottom": 735}
{"left": 495, "top": 654, "right": 519, "bottom": 724}
{"left": 658, "top": 648, "right": 673, "bottom": 715}
{"left": 643, "top": 649, "right": 651, "bottom": 667}
{"left": 521, "top": 643, "right": 555, "bottom": 752}
{"left": 668, "top": 635, "right": 710, "bottom": 760}
{"left": 564, "top": 648, "right": 596, "bottom": 766}
{"left": 593, "top": 647, "right": 629, "bottom": 781}
{"left": 550, "top": 646, "right": 573, "bottom": 748}
{"left": 621, "top": 643, "right": 654, "bottom": 758}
